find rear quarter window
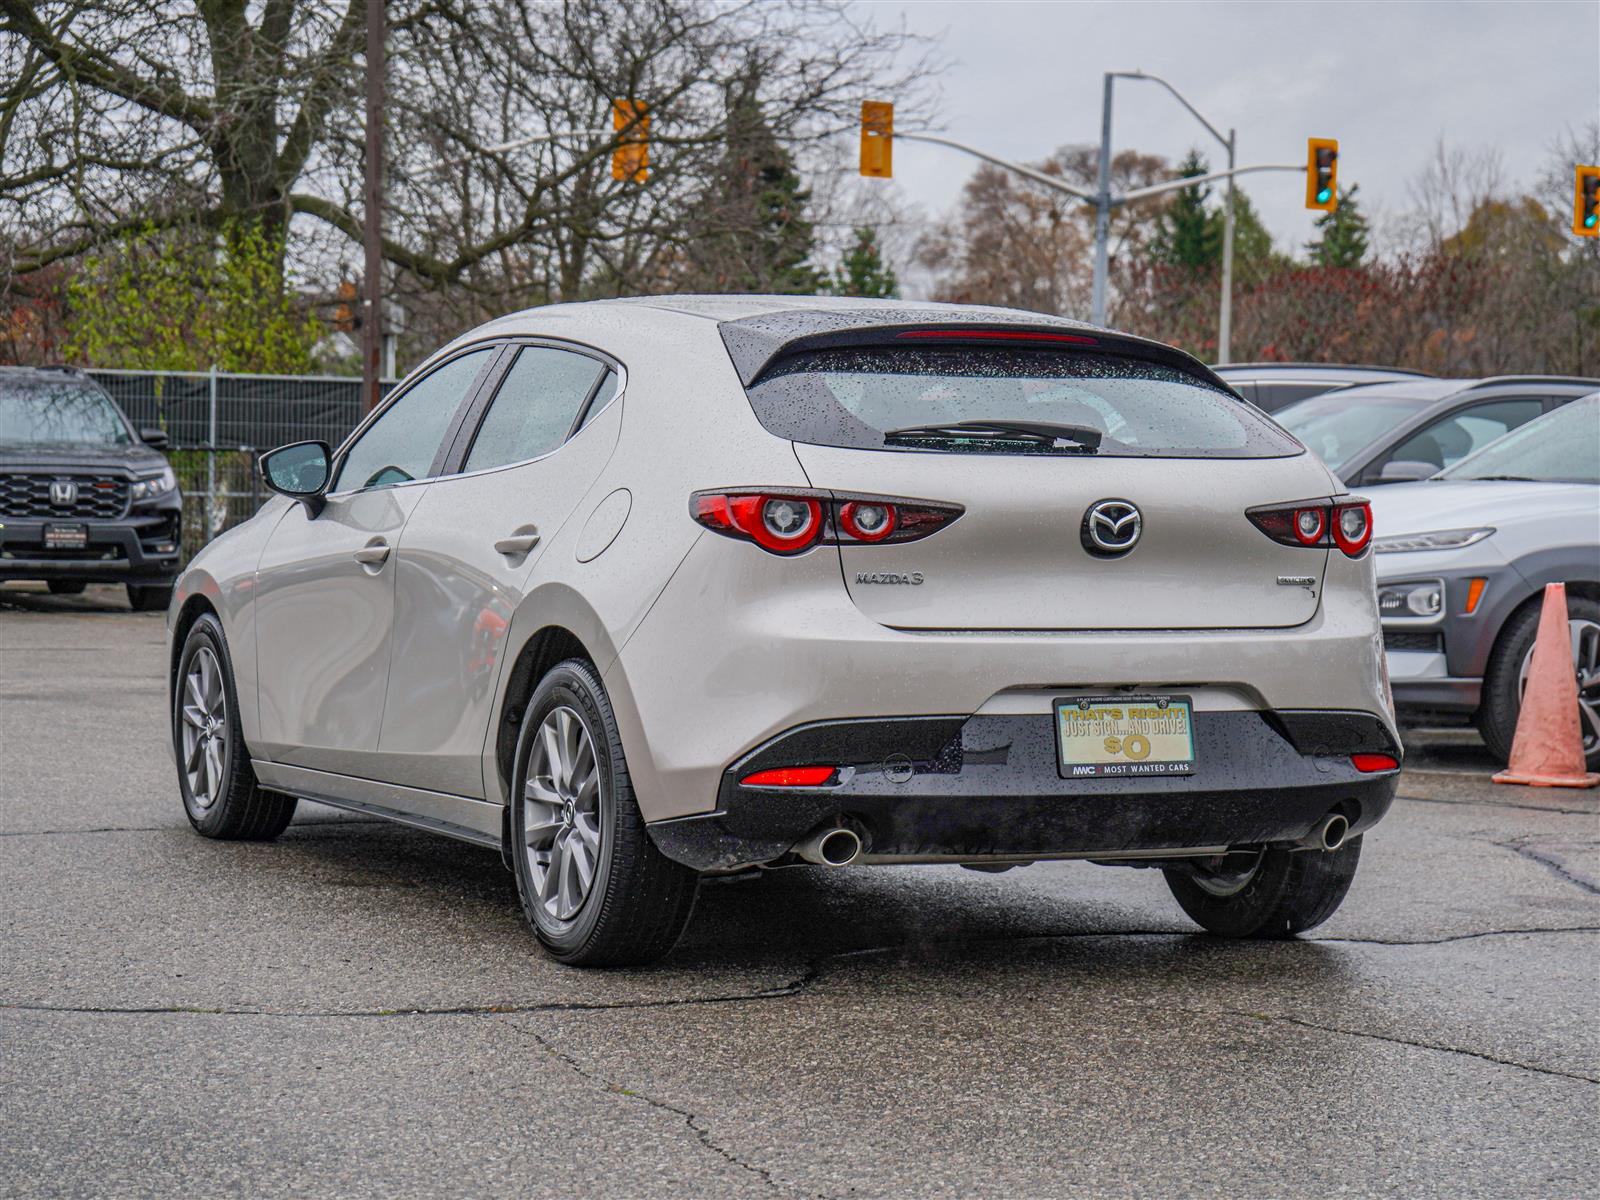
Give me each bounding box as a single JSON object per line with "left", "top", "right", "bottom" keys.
{"left": 743, "top": 346, "right": 1302, "bottom": 459}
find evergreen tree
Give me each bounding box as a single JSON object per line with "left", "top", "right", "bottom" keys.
{"left": 1150, "top": 149, "right": 1222, "bottom": 269}
{"left": 1225, "top": 190, "right": 1289, "bottom": 284}
{"left": 829, "top": 227, "right": 898, "bottom": 298}
{"left": 1306, "top": 184, "right": 1371, "bottom": 268}
{"left": 677, "top": 73, "right": 822, "bottom": 294}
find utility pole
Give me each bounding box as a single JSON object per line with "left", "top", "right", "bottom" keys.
{"left": 362, "top": 0, "right": 384, "bottom": 414}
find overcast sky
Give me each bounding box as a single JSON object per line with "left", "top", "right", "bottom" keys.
{"left": 854, "top": 0, "right": 1599, "bottom": 256}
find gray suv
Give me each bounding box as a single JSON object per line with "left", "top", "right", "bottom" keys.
{"left": 1366, "top": 397, "right": 1600, "bottom": 766}
{"left": 0, "top": 366, "right": 182, "bottom": 610}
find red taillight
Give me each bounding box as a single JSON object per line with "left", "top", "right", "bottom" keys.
{"left": 894, "top": 329, "right": 1098, "bottom": 345}
{"left": 691, "top": 490, "right": 961, "bottom": 554}
{"left": 1351, "top": 753, "right": 1398, "bottom": 773}
{"left": 692, "top": 493, "right": 821, "bottom": 555}
{"left": 740, "top": 766, "right": 838, "bottom": 787}
{"left": 1247, "top": 498, "right": 1373, "bottom": 559}
{"left": 1292, "top": 507, "right": 1326, "bottom": 547}
{"left": 838, "top": 500, "right": 897, "bottom": 542}
{"left": 1332, "top": 501, "right": 1372, "bottom": 556}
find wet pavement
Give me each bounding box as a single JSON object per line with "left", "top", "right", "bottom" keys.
{"left": 2, "top": 584, "right": 1596, "bottom": 1198}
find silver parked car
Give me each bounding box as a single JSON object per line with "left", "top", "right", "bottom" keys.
{"left": 168, "top": 296, "right": 1399, "bottom": 965}
{"left": 1367, "top": 396, "right": 1600, "bottom": 766}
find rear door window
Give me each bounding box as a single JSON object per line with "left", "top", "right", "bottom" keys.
{"left": 743, "top": 346, "right": 1300, "bottom": 458}
{"left": 461, "top": 346, "right": 606, "bottom": 473}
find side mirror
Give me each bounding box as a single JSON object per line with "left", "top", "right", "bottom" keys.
{"left": 139, "top": 426, "right": 170, "bottom": 449}
{"left": 1377, "top": 460, "right": 1437, "bottom": 484}
{"left": 260, "top": 440, "right": 332, "bottom": 516}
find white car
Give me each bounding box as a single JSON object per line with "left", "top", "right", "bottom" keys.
{"left": 168, "top": 296, "right": 1399, "bottom": 965}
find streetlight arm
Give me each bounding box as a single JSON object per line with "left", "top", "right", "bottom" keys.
{"left": 893, "top": 131, "right": 1097, "bottom": 203}
{"left": 1119, "top": 162, "right": 1304, "bottom": 204}
{"left": 1112, "top": 71, "right": 1229, "bottom": 152}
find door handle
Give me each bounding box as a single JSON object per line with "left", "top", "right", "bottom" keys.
{"left": 353, "top": 539, "right": 391, "bottom": 567}
{"left": 494, "top": 526, "right": 541, "bottom": 557}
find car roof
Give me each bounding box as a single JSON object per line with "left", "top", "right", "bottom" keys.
{"left": 1212, "top": 362, "right": 1433, "bottom": 382}
{"left": 0, "top": 365, "right": 98, "bottom": 382}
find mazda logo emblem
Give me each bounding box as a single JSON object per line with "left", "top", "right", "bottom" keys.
{"left": 1081, "top": 499, "right": 1141, "bottom": 557}
{"left": 49, "top": 480, "right": 78, "bottom": 507}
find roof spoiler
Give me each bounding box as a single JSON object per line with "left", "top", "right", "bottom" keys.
{"left": 717, "top": 310, "right": 1229, "bottom": 391}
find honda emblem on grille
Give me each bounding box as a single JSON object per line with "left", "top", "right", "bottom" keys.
{"left": 49, "top": 480, "right": 78, "bottom": 507}
{"left": 1081, "top": 499, "right": 1141, "bottom": 557}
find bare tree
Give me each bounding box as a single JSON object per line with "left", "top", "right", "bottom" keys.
{"left": 915, "top": 146, "right": 1166, "bottom": 318}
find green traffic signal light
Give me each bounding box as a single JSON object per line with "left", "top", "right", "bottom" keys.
{"left": 1587, "top": 213, "right": 1599, "bottom": 229}
{"left": 1316, "top": 188, "right": 1332, "bottom": 204}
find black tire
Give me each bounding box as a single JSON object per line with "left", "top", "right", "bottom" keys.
{"left": 1477, "top": 594, "right": 1600, "bottom": 769}
{"left": 47, "top": 580, "right": 86, "bottom": 595}
{"left": 510, "top": 659, "right": 698, "bottom": 967}
{"left": 129, "top": 583, "right": 175, "bottom": 612}
{"left": 1164, "top": 838, "right": 1362, "bottom": 938}
{"left": 173, "top": 614, "right": 297, "bottom": 840}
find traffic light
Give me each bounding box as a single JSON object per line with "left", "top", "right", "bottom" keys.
{"left": 860, "top": 100, "right": 893, "bottom": 178}
{"left": 1574, "top": 165, "right": 1600, "bottom": 237}
{"left": 333, "top": 279, "right": 359, "bottom": 333}
{"left": 1306, "top": 138, "right": 1338, "bottom": 211}
{"left": 612, "top": 99, "right": 648, "bottom": 183}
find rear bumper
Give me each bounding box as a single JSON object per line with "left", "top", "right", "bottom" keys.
{"left": 0, "top": 507, "right": 181, "bottom": 584}
{"left": 647, "top": 710, "right": 1400, "bottom": 870}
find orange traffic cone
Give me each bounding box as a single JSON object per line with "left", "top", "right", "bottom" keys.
{"left": 1492, "top": 582, "right": 1600, "bottom": 788}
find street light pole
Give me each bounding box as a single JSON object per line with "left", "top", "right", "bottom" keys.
{"left": 1092, "top": 72, "right": 1238, "bottom": 357}
{"left": 1219, "top": 127, "right": 1236, "bottom": 364}
{"left": 1090, "top": 74, "right": 1114, "bottom": 327}
{"left": 361, "top": 0, "right": 384, "bottom": 414}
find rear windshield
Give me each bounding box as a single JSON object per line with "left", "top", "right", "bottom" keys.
{"left": 0, "top": 378, "right": 132, "bottom": 448}
{"left": 1274, "top": 391, "right": 1436, "bottom": 474}
{"left": 743, "top": 347, "right": 1301, "bottom": 458}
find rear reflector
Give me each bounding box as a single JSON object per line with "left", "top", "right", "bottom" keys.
{"left": 739, "top": 766, "right": 838, "bottom": 787}
{"left": 1350, "top": 753, "right": 1399, "bottom": 773}
{"left": 894, "top": 329, "right": 1097, "bottom": 344}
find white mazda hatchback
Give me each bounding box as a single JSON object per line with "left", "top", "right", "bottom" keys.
{"left": 169, "top": 296, "right": 1399, "bottom": 965}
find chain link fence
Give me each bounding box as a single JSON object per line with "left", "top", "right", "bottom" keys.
{"left": 88, "top": 368, "right": 396, "bottom": 559}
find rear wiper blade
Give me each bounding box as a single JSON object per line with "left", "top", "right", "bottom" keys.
{"left": 884, "top": 419, "right": 1103, "bottom": 450}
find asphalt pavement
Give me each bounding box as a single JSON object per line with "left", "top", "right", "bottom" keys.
{"left": 2, "top": 584, "right": 1596, "bottom": 1199}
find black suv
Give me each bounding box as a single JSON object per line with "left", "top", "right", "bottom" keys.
{"left": 0, "top": 366, "right": 182, "bottom": 610}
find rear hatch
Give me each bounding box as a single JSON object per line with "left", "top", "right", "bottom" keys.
{"left": 739, "top": 329, "right": 1331, "bottom": 631}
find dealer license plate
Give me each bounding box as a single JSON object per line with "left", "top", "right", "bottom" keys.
{"left": 1055, "top": 696, "right": 1195, "bottom": 778}
{"left": 43, "top": 523, "right": 88, "bottom": 551}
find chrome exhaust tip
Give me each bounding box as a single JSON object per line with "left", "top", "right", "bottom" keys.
{"left": 1296, "top": 813, "right": 1350, "bottom": 852}
{"left": 795, "top": 827, "right": 862, "bottom": 867}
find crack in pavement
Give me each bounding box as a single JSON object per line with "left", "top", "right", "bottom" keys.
{"left": 5, "top": 925, "right": 1596, "bottom": 1020}
{"left": 0, "top": 819, "right": 382, "bottom": 838}
{"left": 1398, "top": 793, "right": 1595, "bottom": 818}
{"left": 1201, "top": 1008, "right": 1600, "bottom": 1085}
{"left": 1493, "top": 839, "right": 1600, "bottom": 896}
{"left": 511, "top": 1023, "right": 824, "bottom": 1199}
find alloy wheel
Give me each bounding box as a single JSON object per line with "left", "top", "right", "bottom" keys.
{"left": 524, "top": 706, "right": 603, "bottom": 921}
{"left": 179, "top": 645, "right": 227, "bottom": 809}
{"left": 1518, "top": 617, "right": 1600, "bottom": 756}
